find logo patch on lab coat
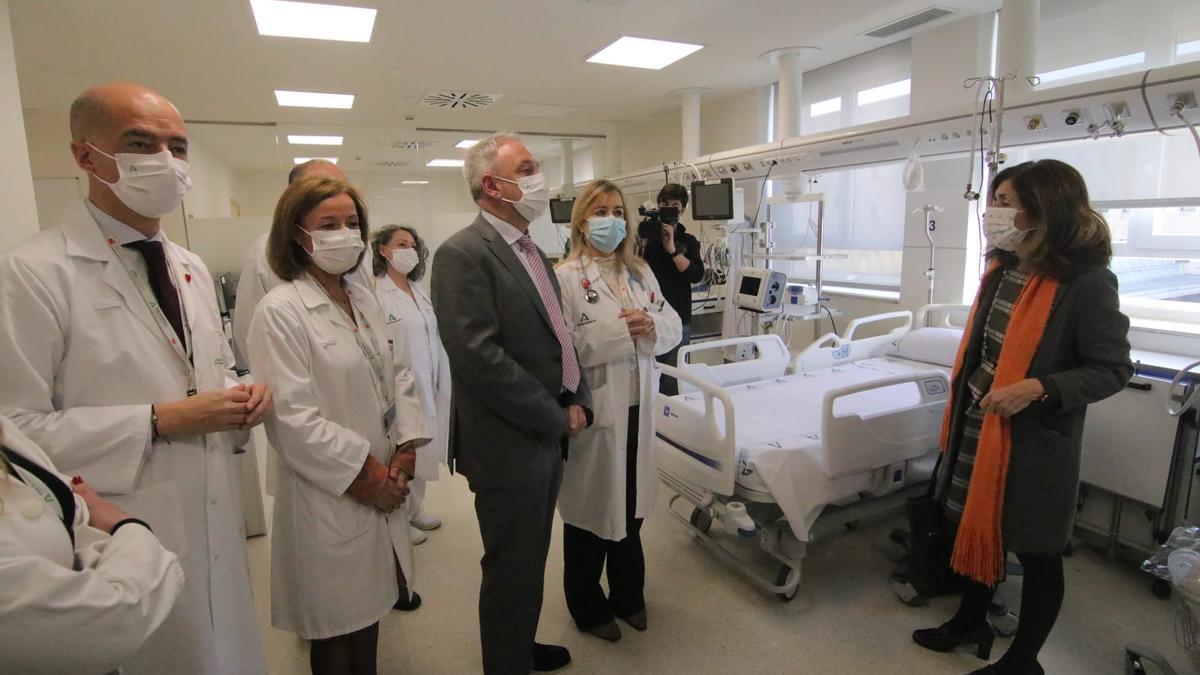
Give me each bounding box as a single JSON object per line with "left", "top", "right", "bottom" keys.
{"left": 577, "top": 312, "right": 596, "bottom": 326}
{"left": 386, "top": 313, "right": 400, "bottom": 324}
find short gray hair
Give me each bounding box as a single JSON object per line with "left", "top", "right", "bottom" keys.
{"left": 464, "top": 131, "right": 522, "bottom": 202}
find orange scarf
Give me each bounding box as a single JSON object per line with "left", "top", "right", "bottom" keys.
{"left": 939, "top": 262, "right": 1059, "bottom": 585}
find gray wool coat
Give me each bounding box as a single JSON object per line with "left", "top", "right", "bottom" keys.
{"left": 937, "top": 265, "right": 1133, "bottom": 554}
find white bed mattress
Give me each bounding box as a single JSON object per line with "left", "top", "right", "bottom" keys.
{"left": 670, "top": 357, "right": 950, "bottom": 541}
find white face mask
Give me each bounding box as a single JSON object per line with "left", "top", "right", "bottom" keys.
{"left": 983, "top": 207, "right": 1028, "bottom": 251}
{"left": 299, "top": 227, "right": 364, "bottom": 275}
{"left": 87, "top": 143, "right": 191, "bottom": 218}
{"left": 495, "top": 173, "right": 549, "bottom": 222}
{"left": 389, "top": 247, "right": 420, "bottom": 276}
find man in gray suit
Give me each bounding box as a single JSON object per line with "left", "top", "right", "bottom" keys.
{"left": 431, "top": 132, "right": 592, "bottom": 674}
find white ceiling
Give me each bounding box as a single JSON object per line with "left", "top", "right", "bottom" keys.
{"left": 12, "top": 0, "right": 998, "bottom": 173}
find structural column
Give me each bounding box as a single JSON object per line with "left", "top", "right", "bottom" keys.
{"left": 996, "top": 0, "right": 1039, "bottom": 96}
{"left": 0, "top": 0, "right": 38, "bottom": 250}
{"left": 559, "top": 138, "right": 575, "bottom": 197}
{"left": 597, "top": 120, "right": 629, "bottom": 178}
{"left": 762, "top": 46, "right": 818, "bottom": 199}
{"left": 672, "top": 88, "right": 707, "bottom": 160}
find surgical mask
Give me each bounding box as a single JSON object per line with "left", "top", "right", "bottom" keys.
{"left": 983, "top": 207, "right": 1028, "bottom": 251}
{"left": 299, "top": 227, "right": 364, "bottom": 275}
{"left": 495, "top": 173, "right": 549, "bottom": 222}
{"left": 586, "top": 216, "right": 627, "bottom": 253}
{"left": 389, "top": 247, "right": 420, "bottom": 276}
{"left": 87, "top": 143, "right": 191, "bottom": 218}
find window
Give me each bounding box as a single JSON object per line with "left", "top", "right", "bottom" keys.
{"left": 1005, "top": 133, "right": 1200, "bottom": 322}
{"left": 1036, "top": 0, "right": 1200, "bottom": 88}
{"left": 809, "top": 97, "right": 842, "bottom": 117}
{"left": 766, "top": 162, "right": 906, "bottom": 294}
{"left": 797, "top": 40, "right": 911, "bottom": 136}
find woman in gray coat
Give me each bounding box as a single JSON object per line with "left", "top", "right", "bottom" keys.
{"left": 912, "top": 159, "right": 1133, "bottom": 675}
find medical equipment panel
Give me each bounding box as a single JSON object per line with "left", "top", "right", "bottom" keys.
{"left": 734, "top": 267, "right": 787, "bottom": 312}
{"left": 691, "top": 178, "right": 734, "bottom": 220}
{"left": 549, "top": 197, "right": 574, "bottom": 224}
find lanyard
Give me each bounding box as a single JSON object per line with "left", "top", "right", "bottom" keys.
{"left": 3, "top": 454, "right": 66, "bottom": 523}
{"left": 105, "top": 238, "right": 196, "bottom": 395}
{"left": 343, "top": 289, "right": 396, "bottom": 420}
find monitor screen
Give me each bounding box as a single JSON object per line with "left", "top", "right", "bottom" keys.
{"left": 691, "top": 179, "right": 734, "bottom": 220}
{"left": 739, "top": 274, "right": 762, "bottom": 297}
{"left": 549, "top": 198, "right": 574, "bottom": 224}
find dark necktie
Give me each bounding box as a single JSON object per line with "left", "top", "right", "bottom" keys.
{"left": 123, "top": 239, "right": 186, "bottom": 345}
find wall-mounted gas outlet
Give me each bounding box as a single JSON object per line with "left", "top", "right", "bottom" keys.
{"left": 1062, "top": 109, "right": 1087, "bottom": 127}
{"left": 1105, "top": 101, "right": 1131, "bottom": 121}
{"left": 1024, "top": 115, "right": 1046, "bottom": 131}
{"left": 1170, "top": 92, "right": 1198, "bottom": 113}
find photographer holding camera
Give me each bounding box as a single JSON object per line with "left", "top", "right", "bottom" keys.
{"left": 639, "top": 183, "right": 705, "bottom": 396}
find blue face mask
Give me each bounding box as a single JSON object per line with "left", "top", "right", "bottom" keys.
{"left": 586, "top": 216, "right": 627, "bottom": 253}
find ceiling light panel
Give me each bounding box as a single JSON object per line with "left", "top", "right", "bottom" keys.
{"left": 294, "top": 157, "right": 339, "bottom": 164}
{"left": 287, "top": 134, "right": 344, "bottom": 145}
{"left": 275, "top": 90, "right": 355, "bottom": 109}
{"left": 402, "top": 180, "right": 429, "bottom": 185}
{"left": 455, "top": 139, "right": 480, "bottom": 149}
{"left": 427, "top": 159, "right": 465, "bottom": 167}
{"left": 586, "top": 36, "right": 703, "bottom": 70}
{"left": 251, "top": 0, "right": 377, "bottom": 43}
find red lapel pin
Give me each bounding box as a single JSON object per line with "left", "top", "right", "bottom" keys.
{"left": 185, "top": 273, "right": 192, "bottom": 283}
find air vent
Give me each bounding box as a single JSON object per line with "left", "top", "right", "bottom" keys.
{"left": 863, "top": 7, "right": 954, "bottom": 38}
{"left": 420, "top": 91, "right": 499, "bottom": 110}
{"left": 364, "top": 160, "right": 414, "bottom": 168}
{"left": 380, "top": 140, "right": 436, "bottom": 150}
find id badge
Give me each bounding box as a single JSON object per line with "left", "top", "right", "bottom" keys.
{"left": 382, "top": 403, "right": 397, "bottom": 434}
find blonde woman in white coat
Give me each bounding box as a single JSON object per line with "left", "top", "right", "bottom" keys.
{"left": 248, "top": 177, "right": 430, "bottom": 675}
{"left": 554, "top": 179, "right": 683, "bottom": 642}
{"left": 0, "top": 415, "right": 184, "bottom": 675}
{"left": 370, "top": 225, "right": 452, "bottom": 546}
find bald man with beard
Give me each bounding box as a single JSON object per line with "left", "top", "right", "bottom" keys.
{"left": 0, "top": 82, "right": 269, "bottom": 674}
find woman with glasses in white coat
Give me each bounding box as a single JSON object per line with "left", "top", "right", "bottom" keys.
{"left": 0, "top": 415, "right": 184, "bottom": 674}
{"left": 248, "top": 176, "right": 430, "bottom": 675}
{"left": 553, "top": 179, "right": 682, "bottom": 642}
{"left": 370, "top": 225, "right": 451, "bottom": 545}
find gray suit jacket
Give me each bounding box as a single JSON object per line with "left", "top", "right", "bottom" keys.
{"left": 431, "top": 214, "right": 592, "bottom": 488}
{"left": 939, "top": 265, "right": 1133, "bottom": 553}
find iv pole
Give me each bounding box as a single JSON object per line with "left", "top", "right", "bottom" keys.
{"left": 913, "top": 204, "right": 943, "bottom": 307}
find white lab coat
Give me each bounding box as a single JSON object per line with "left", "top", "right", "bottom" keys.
{"left": 555, "top": 257, "right": 683, "bottom": 541}
{"left": 375, "top": 274, "right": 451, "bottom": 479}
{"left": 0, "top": 200, "right": 266, "bottom": 674}
{"left": 0, "top": 415, "right": 185, "bottom": 675}
{"left": 233, "top": 233, "right": 376, "bottom": 496}
{"left": 248, "top": 275, "right": 430, "bottom": 640}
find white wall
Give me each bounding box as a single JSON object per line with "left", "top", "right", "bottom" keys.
{"left": 0, "top": 0, "right": 37, "bottom": 251}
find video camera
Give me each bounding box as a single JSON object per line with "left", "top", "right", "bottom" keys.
{"left": 635, "top": 205, "right": 680, "bottom": 240}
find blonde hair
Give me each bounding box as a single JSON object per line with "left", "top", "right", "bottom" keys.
{"left": 557, "top": 179, "right": 645, "bottom": 281}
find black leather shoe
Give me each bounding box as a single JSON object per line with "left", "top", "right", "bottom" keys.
{"left": 531, "top": 643, "right": 571, "bottom": 672}
{"left": 585, "top": 621, "right": 622, "bottom": 642}
{"left": 392, "top": 590, "right": 422, "bottom": 611}
{"left": 619, "top": 609, "right": 647, "bottom": 631}
{"left": 912, "top": 622, "right": 994, "bottom": 660}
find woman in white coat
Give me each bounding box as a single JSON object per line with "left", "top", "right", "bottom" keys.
{"left": 248, "top": 176, "right": 430, "bottom": 675}
{"left": 0, "top": 415, "right": 184, "bottom": 674}
{"left": 370, "top": 225, "right": 451, "bottom": 544}
{"left": 554, "top": 179, "right": 683, "bottom": 642}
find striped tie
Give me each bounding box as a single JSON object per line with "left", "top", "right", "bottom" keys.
{"left": 515, "top": 235, "right": 581, "bottom": 393}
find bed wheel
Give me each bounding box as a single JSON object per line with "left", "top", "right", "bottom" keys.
{"left": 689, "top": 508, "right": 713, "bottom": 534}
{"left": 1152, "top": 578, "right": 1171, "bottom": 600}
{"left": 775, "top": 564, "right": 800, "bottom": 602}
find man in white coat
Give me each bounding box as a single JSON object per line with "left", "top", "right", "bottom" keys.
{"left": 0, "top": 82, "right": 271, "bottom": 674}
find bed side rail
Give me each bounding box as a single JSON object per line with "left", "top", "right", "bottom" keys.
{"left": 655, "top": 363, "right": 739, "bottom": 498}
{"left": 790, "top": 310, "right": 912, "bottom": 373}
{"left": 819, "top": 371, "right": 951, "bottom": 479}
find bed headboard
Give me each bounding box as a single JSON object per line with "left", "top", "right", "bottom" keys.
{"left": 676, "top": 334, "right": 791, "bottom": 392}
{"left": 790, "top": 311, "right": 913, "bottom": 373}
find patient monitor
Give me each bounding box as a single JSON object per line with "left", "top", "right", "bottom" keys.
{"left": 734, "top": 267, "right": 787, "bottom": 312}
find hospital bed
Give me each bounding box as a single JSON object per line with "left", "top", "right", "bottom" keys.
{"left": 656, "top": 304, "right": 968, "bottom": 601}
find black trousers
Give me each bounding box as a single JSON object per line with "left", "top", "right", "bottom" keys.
{"left": 473, "top": 459, "right": 563, "bottom": 675}
{"left": 655, "top": 324, "right": 690, "bottom": 396}
{"left": 563, "top": 406, "right": 646, "bottom": 630}
{"left": 309, "top": 622, "right": 379, "bottom": 675}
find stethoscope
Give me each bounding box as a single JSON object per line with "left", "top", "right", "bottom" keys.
{"left": 577, "top": 258, "right": 650, "bottom": 307}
